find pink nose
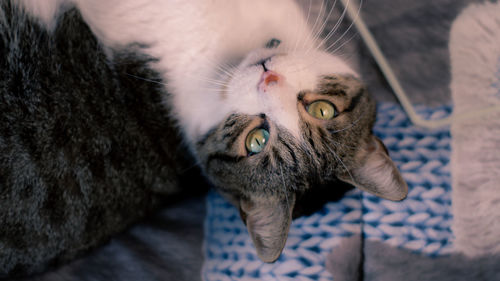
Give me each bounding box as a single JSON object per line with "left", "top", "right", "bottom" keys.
{"left": 258, "top": 71, "right": 282, "bottom": 93}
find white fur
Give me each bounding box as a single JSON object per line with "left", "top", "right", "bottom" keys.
{"left": 21, "top": 0, "right": 356, "bottom": 148}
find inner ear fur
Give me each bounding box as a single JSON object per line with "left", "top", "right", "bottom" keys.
{"left": 239, "top": 193, "right": 296, "bottom": 263}
{"left": 341, "top": 136, "right": 408, "bottom": 201}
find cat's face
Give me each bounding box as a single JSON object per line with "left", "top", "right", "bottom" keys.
{"left": 196, "top": 46, "right": 408, "bottom": 262}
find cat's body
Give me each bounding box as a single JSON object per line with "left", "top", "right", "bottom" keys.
{"left": 2, "top": 0, "right": 408, "bottom": 276}
{"left": 0, "top": 2, "right": 203, "bottom": 276}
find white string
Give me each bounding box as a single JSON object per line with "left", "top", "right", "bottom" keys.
{"left": 339, "top": 0, "right": 500, "bottom": 129}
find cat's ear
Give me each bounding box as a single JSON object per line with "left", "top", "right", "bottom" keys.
{"left": 341, "top": 136, "right": 408, "bottom": 201}
{"left": 239, "top": 193, "right": 296, "bottom": 263}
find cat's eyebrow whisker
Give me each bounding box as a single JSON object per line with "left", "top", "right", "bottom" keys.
{"left": 326, "top": 29, "right": 359, "bottom": 54}
{"left": 325, "top": 143, "right": 357, "bottom": 185}
{"left": 329, "top": 112, "right": 365, "bottom": 134}
{"left": 125, "top": 73, "right": 168, "bottom": 86}
{"left": 314, "top": 0, "right": 345, "bottom": 53}
{"left": 290, "top": 5, "right": 301, "bottom": 53}
{"left": 330, "top": 48, "right": 357, "bottom": 61}
{"left": 291, "top": 0, "right": 314, "bottom": 53}
{"left": 279, "top": 163, "right": 291, "bottom": 213}
{"left": 305, "top": 0, "right": 326, "bottom": 54}
{"left": 329, "top": 137, "right": 357, "bottom": 150}
{"left": 324, "top": 0, "right": 363, "bottom": 53}
{"left": 297, "top": 0, "right": 314, "bottom": 52}
{"left": 284, "top": 1, "right": 296, "bottom": 53}
{"left": 311, "top": 0, "right": 338, "bottom": 52}
{"left": 287, "top": 18, "right": 359, "bottom": 74}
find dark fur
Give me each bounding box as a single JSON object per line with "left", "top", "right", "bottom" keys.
{"left": 0, "top": 3, "right": 202, "bottom": 277}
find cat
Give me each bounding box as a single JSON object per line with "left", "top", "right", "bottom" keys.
{"left": 1, "top": 0, "right": 408, "bottom": 276}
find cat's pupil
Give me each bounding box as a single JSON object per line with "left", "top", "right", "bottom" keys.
{"left": 307, "top": 100, "right": 336, "bottom": 120}
{"left": 245, "top": 128, "right": 269, "bottom": 154}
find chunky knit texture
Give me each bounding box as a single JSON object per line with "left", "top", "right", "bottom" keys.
{"left": 203, "top": 103, "right": 453, "bottom": 281}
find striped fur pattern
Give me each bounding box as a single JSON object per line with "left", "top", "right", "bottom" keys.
{"left": 196, "top": 74, "right": 407, "bottom": 262}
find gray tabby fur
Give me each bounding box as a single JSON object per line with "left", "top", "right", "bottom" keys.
{"left": 0, "top": 3, "right": 204, "bottom": 277}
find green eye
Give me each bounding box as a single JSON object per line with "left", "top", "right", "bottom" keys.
{"left": 245, "top": 128, "right": 270, "bottom": 154}
{"left": 307, "top": 100, "right": 336, "bottom": 120}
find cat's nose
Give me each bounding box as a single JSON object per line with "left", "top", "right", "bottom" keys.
{"left": 258, "top": 70, "right": 283, "bottom": 93}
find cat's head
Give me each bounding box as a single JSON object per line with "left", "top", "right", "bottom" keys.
{"left": 195, "top": 44, "right": 407, "bottom": 262}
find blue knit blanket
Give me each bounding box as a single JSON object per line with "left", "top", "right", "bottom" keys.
{"left": 202, "top": 103, "right": 453, "bottom": 281}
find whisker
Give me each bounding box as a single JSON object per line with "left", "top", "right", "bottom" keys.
{"left": 324, "top": 0, "right": 362, "bottom": 53}
{"left": 200, "top": 78, "right": 229, "bottom": 87}
{"left": 329, "top": 112, "right": 365, "bottom": 134}
{"left": 217, "top": 62, "right": 237, "bottom": 78}
{"left": 195, "top": 54, "right": 237, "bottom": 80}
{"left": 285, "top": 1, "right": 296, "bottom": 53}
{"left": 298, "top": 0, "right": 315, "bottom": 51}
{"left": 313, "top": 0, "right": 338, "bottom": 47}
{"left": 182, "top": 69, "right": 230, "bottom": 87}
{"left": 125, "top": 73, "right": 168, "bottom": 86}
{"left": 291, "top": 0, "right": 306, "bottom": 53}
{"left": 316, "top": 0, "right": 346, "bottom": 51}
{"left": 326, "top": 28, "right": 359, "bottom": 54}
{"left": 325, "top": 144, "right": 356, "bottom": 185}
{"left": 330, "top": 137, "right": 357, "bottom": 150}
{"left": 279, "top": 163, "right": 291, "bottom": 212}
{"left": 205, "top": 58, "right": 237, "bottom": 79}
{"left": 305, "top": 0, "right": 326, "bottom": 54}
{"left": 191, "top": 78, "right": 228, "bottom": 88}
